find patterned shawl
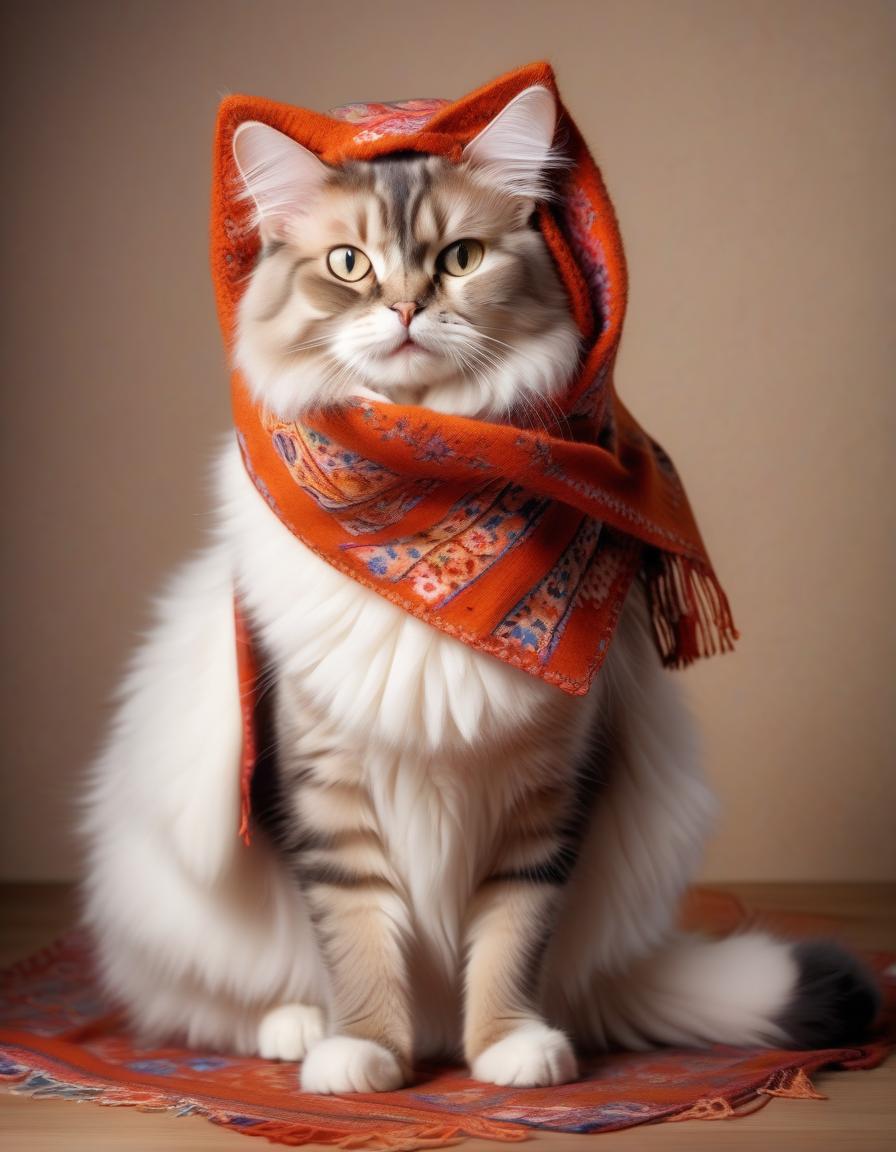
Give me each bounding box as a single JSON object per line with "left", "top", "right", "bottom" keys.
{"left": 210, "top": 63, "right": 737, "bottom": 832}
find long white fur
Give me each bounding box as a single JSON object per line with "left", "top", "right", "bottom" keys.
{"left": 83, "top": 442, "right": 802, "bottom": 1071}
{"left": 82, "top": 86, "right": 806, "bottom": 1090}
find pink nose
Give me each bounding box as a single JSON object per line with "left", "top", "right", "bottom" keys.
{"left": 391, "top": 301, "right": 417, "bottom": 327}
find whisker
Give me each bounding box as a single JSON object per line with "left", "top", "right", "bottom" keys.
{"left": 440, "top": 333, "right": 556, "bottom": 435}
{"left": 440, "top": 324, "right": 573, "bottom": 436}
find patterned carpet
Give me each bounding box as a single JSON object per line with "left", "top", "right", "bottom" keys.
{"left": 1, "top": 890, "right": 892, "bottom": 1150}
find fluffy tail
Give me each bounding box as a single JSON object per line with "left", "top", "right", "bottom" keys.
{"left": 580, "top": 932, "right": 880, "bottom": 1051}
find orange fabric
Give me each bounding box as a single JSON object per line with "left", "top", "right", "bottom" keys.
{"left": 209, "top": 64, "right": 738, "bottom": 834}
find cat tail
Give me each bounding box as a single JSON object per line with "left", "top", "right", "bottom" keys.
{"left": 580, "top": 931, "right": 881, "bottom": 1051}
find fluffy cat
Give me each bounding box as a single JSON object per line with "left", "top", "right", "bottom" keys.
{"left": 82, "top": 86, "right": 877, "bottom": 1094}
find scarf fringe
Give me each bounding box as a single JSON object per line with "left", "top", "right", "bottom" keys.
{"left": 645, "top": 550, "right": 739, "bottom": 669}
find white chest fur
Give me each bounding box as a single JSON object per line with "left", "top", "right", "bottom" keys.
{"left": 222, "top": 439, "right": 586, "bottom": 756}
{"left": 221, "top": 443, "right": 600, "bottom": 992}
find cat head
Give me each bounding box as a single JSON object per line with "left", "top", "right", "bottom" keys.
{"left": 232, "top": 86, "right": 581, "bottom": 421}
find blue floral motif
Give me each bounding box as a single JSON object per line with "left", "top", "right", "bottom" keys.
{"left": 495, "top": 519, "right": 601, "bottom": 661}
{"left": 184, "top": 1056, "right": 232, "bottom": 1072}
{"left": 271, "top": 431, "right": 297, "bottom": 466}
{"left": 125, "top": 1059, "right": 179, "bottom": 1076}
{"left": 509, "top": 620, "right": 548, "bottom": 650}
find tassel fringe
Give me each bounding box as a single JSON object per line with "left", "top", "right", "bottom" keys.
{"left": 644, "top": 549, "right": 739, "bottom": 669}
{"left": 759, "top": 1065, "right": 827, "bottom": 1100}
{"left": 1, "top": 1060, "right": 528, "bottom": 1150}
{"left": 669, "top": 1064, "right": 826, "bottom": 1125}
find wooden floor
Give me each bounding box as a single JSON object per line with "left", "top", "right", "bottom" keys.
{"left": 1, "top": 883, "right": 893, "bottom": 1151}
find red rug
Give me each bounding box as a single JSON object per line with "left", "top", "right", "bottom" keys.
{"left": 1, "top": 890, "right": 892, "bottom": 1149}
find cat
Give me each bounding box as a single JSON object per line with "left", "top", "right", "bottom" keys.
{"left": 82, "top": 85, "right": 878, "bottom": 1094}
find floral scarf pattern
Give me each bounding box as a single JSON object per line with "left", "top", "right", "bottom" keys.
{"left": 212, "top": 63, "right": 738, "bottom": 714}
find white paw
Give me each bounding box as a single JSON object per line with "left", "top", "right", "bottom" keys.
{"left": 471, "top": 1022, "right": 578, "bottom": 1087}
{"left": 300, "top": 1035, "right": 404, "bottom": 1094}
{"left": 257, "top": 1003, "right": 325, "bottom": 1061}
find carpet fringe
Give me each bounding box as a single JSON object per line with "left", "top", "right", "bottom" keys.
{"left": 4, "top": 1063, "right": 202, "bottom": 1112}
{"left": 666, "top": 1095, "right": 737, "bottom": 1122}
{"left": 215, "top": 1118, "right": 528, "bottom": 1149}
{"left": 668, "top": 1064, "right": 826, "bottom": 1125}
{"left": 2, "top": 1059, "right": 529, "bottom": 1150}
{"left": 758, "top": 1064, "right": 827, "bottom": 1101}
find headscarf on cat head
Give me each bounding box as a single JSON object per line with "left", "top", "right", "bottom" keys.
{"left": 210, "top": 62, "right": 737, "bottom": 840}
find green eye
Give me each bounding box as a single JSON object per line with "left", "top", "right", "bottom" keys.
{"left": 327, "top": 246, "right": 372, "bottom": 282}
{"left": 438, "top": 239, "right": 484, "bottom": 277}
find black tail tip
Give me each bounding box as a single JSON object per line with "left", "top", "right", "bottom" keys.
{"left": 777, "top": 939, "right": 882, "bottom": 1049}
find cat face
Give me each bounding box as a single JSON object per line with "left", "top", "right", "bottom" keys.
{"left": 233, "top": 87, "right": 581, "bottom": 421}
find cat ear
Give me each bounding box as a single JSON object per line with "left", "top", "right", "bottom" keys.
{"left": 232, "top": 121, "right": 329, "bottom": 237}
{"left": 461, "top": 86, "right": 558, "bottom": 200}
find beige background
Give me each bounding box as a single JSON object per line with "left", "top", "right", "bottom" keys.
{"left": 1, "top": 0, "right": 893, "bottom": 882}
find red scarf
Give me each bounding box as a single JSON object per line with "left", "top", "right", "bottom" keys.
{"left": 210, "top": 63, "right": 737, "bottom": 840}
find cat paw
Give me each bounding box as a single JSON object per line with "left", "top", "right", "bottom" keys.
{"left": 300, "top": 1036, "right": 405, "bottom": 1093}
{"left": 257, "top": 1003, "right": 325, "bottom": 1062}
{"left": 471, "top": 1022, "right": 578, "bottom": 1087}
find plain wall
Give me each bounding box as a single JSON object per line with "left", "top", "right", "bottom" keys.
{"left": 1, "top": 0, "right": 893, "bottom": 882}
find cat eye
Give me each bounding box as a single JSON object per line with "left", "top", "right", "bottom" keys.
{"left": 438, "top": 239, "right": 484, "bottom": 277}
{"left": 327, "top": 246, "right": 372, "bottom": 283}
